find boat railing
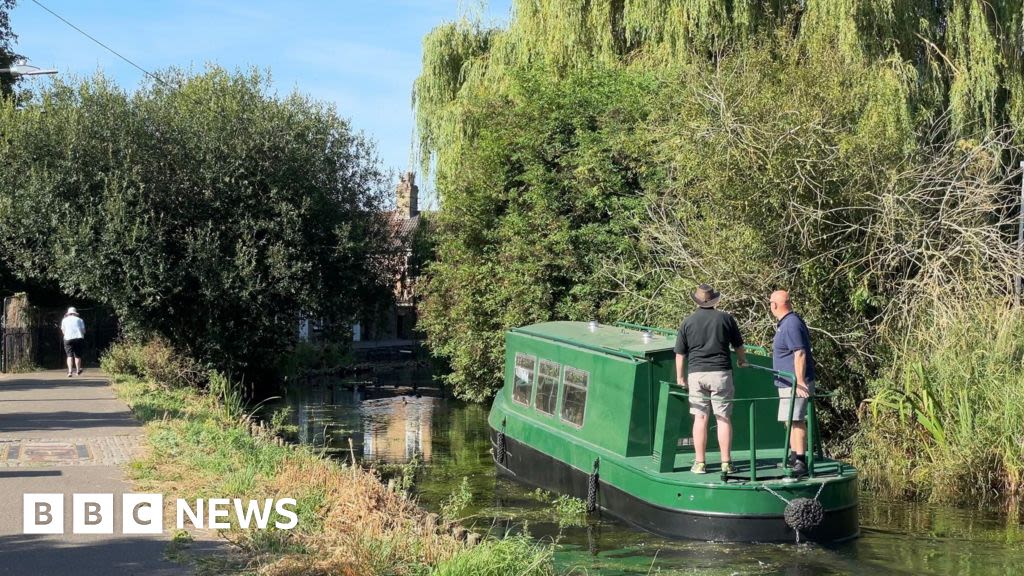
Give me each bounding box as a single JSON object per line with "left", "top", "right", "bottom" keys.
{"left": 655, "top": 367, "right": 831, "bottom": 481}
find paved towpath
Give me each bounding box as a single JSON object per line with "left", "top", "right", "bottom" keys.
{"left": 0, "top": 370, "right": 212, "bottom": 575}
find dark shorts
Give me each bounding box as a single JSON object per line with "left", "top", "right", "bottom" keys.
{"left": 64, "top": 338, "right": 85, "bottom": 358}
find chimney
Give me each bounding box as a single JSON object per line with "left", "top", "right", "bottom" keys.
{"left": 396, "top": 172, "right": 419, "bottom": 219}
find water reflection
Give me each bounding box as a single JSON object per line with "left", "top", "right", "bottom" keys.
{"left": 278, "top": 375, "right": 1024, "bottom": 575}
{"left": 287, "top": 374, "right": 441, "bottom": 463}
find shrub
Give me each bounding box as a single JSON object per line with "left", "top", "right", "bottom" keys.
{"left": 103, "top": 338, "right": 206, "bottom": 389}
{"left": 101, "top": 341, "right": 147, "bottom": 378}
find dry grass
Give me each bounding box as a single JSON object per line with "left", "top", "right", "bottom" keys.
{"left": 256, "top": 460, "right": 464, "bottom": 576}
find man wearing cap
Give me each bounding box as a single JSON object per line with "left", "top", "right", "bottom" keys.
{"left": 61, "top": 307, "right": 86, "bottom": 377}
{"left": 769, "top": 290, "right": 816, "bottom": 477}
{"left": 674, "top": 284, "right": 748, "bottom": 474}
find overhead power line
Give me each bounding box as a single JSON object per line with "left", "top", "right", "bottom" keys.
{"left": 29, "top": 0, "right": 168, "bottom": 86}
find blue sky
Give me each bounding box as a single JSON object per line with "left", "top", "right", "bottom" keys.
{"left": 10, "top": 0, "right": 513, "bottom": 208}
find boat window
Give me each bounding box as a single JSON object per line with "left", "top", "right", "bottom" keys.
{"left": 560, "top": 367, "right": 588, "bottom": 427}
{"left": 512, "top": 353, "right": 536, "bottom": 405}
{"left": 535, "top": 360, "right": 560, "bottom": 415}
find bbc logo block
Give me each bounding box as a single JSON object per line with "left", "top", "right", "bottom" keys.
{"left": 23, "top": 493, "right": 297, "bottom": 534}
{"left": 24, "top": 493, "right": 164, "bottom": 535}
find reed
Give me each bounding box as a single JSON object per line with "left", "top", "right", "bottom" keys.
{"left": 855, "top": 300, "right": 1024, "bottom": 503}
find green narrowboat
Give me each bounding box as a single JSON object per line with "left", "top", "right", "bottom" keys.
{"left": 488, "top": 321, "right": 859, "bottom": 543}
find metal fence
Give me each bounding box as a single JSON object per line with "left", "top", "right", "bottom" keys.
{"left": 0, "top": 305, "right": 118, "bottom": 372}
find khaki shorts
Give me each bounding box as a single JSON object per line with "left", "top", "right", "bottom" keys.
{"left": 688, "top": 371, "right": 734, "bottom": 418}
{"left": 777, "top": 381, "right": 816, "bottom": 422}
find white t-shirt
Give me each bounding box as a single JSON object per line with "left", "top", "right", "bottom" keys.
{"left": 61, "top": 316, "right": 85, "bottom": 341}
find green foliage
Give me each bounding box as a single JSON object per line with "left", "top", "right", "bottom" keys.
{"left": 552, "top": 495, "right": 587, "bottom": 527}
{"left": 418, "top": 65, "right": 651, "bottom": 399}
{"left": 102, "top": 338, "right": 205, "bottom": 389}
{"left": 854, "top": 301, "right": 1024, "bottom": 504}
{"left": 414, "top": 1, "right": 1024, "bottom": 502}
{"left": 101, "top": 340, "right": 148, "bottom": 379}
{"left": 208, "top": 369, "right": 244, "bottom": 421}
{"left": 0, "top": 0, "right": 18, "bottom": 99}
{"left": 440, "top": 476, "right": 473, "bottom": 522}
{"left": 0, "top": 67, "right": 398, "bottom": 380}
{"left": 430, "top": 533, "right": 556, "bottom": 576}
{"left": 415, "top": 0, "right": 1024, "bottom": 396}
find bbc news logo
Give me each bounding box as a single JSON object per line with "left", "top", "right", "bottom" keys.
{"left": 24, "top": 494, "right": 298, "bottom": 534}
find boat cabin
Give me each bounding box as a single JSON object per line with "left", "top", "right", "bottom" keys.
{"left": 501, "top": 321, "right": 807, "bottom": 476}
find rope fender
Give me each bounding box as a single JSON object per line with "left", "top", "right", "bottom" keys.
{"left": 783, "top": 498, "right": 824, "bottom": 533}
{"left": 494, "top": 418, "right": 507, "bottom": 465}
{"left": 586, "top": 458, "right": 600, "bottom": 513}
{"left": 763, "top": 481, "right": 827, "bottom": 543}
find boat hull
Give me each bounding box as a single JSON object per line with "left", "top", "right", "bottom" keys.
{"left": 492, "top": 428, "right": 859, "bottom": 543}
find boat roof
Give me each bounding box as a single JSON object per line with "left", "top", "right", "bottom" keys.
{"left": 510, "top": 321, "right": 674, "bottom": 358}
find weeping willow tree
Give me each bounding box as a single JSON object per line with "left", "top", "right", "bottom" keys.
{"left": 414, "top": 0, "right": 1024, "bottom": 413}
{"left": 418, "top": 1, "right": 1021, "bottom": 171}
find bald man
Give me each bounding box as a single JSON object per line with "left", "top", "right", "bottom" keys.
{"left": 769, "top": 290, "right": 816, "bottom": 477}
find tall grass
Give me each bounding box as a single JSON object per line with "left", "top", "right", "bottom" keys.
{"left": 429, "top": 534, "right": 555, "bottom": 576}
{"left": 854, "top": 300, "right": 1024, "bottom": 503}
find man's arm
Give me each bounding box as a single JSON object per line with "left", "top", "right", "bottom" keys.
{"left": 675, "top": 353, "right": 686, "bottom": 387}
{"left": 729, "top": 315, "right": 747, "bottom": 368}
{"left": 735, "top": 345, "right": 748, "bottom": 368}
{"left": 793, "top": 349, "right": 809, "bottom": 398}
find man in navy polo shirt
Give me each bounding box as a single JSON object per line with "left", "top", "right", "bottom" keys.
{"left": 769, "top": 290, "right": 816, "bottom": 477}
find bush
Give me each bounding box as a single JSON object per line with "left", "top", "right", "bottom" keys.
{"left": 103, "top": 339, "right": 205, "bottom": 389}
{"left": 101, "top": 341, "right": 147, "bottom": 379}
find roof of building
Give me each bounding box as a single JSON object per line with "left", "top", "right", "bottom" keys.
{"left": 386, "top": 211, "right": 434, "bottom": 240}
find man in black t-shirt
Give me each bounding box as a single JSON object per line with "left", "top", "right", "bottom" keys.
{"left": 674, "top": 284, "right": 748, "bottom": 474}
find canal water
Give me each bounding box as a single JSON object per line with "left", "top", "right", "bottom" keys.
{"left": 275, "top": 375, "right": 1024, "bottom": 576}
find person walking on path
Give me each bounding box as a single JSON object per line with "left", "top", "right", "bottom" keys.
{"left": 769, "top": 290, "right": 817, "bottom": 477}
{"left": 61, "top": 306, "right": 86, "bottom": 377}
{"left": 674, "top": 284, "right": 748, "bottom": 474}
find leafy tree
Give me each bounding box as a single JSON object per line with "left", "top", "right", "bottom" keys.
{"left": 0, "top": 68, "right": 399, "bottom": 378}
{"left": 418, "top": 66, "right": 650, "bottom": 400}
{"left": 414, "top": 1, "right": 1024, "bottom": 407}
{"left": 0, "top": 0, "right": 18, "bottom": 99}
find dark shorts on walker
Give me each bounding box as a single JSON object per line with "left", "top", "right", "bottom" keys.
{"left": 64, "top": 338, "right": 85, "bottom": 359}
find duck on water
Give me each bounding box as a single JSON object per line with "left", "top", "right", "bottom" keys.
{"left": 488, "top": 321, "right": 859, "bottom": 543}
